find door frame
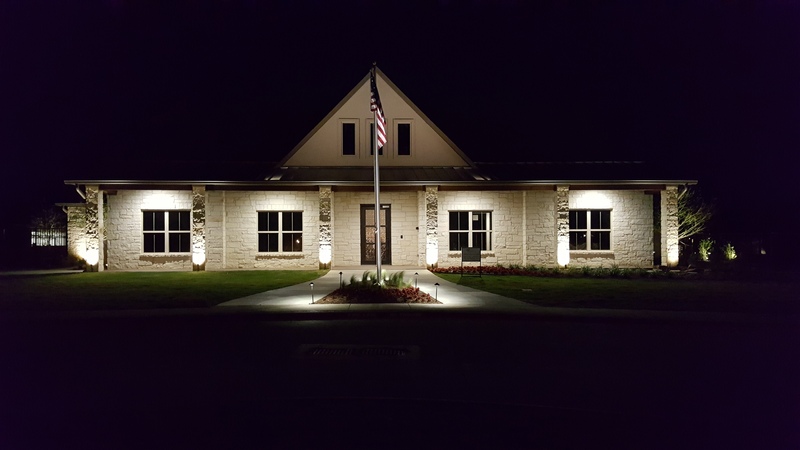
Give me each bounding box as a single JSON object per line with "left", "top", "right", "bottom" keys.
{"left": 359, "top": 204, "right": 392, "bottom": 265}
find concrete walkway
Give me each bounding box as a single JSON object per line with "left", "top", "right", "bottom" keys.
{"left": 216, "top": 267, "right": 796, "bottom": 324}
{"left": 217, "top": 267, "right": 538, "bottom": 314}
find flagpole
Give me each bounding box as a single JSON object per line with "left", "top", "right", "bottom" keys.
{"left": 373, "top": 94, "right": 382, "bottom": 284}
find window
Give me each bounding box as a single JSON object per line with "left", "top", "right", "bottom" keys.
{"left": 342, "top": 122, "right": 356, "bottom": 155}
{"left": 369, "top": 123, "right": 383, "bottom": 156}
{"left": 449, "top": 211, "right": 492, "bottom": 251}
{"left": 397, "top": 123, "right": 411, "bottom": 155}
{"left": 143, "top": 211, "right": 190, "bottom": 253}
{"left": 569, "top": 210, "right": 611, "bottom": 250}
{"left": 258, "top": 211, "right": 303, "bottom": 252}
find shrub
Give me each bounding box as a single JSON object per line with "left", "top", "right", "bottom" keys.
{"left": 698, "top": 238, "right": 715, "bottom": 262}
{"left": 722, "top": 242, "right": 737, "bottom": 261}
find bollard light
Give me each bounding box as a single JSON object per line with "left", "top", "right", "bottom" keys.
{"left": 339, "top": 271, "right": 343, "bottom": 288}
{"left": 414, "top": 272, "right": 418, "bottom": 289}
{"left": 310, "top": 282, "right": 315, "bottom": 304}
{"left": 434, "top": 282, "right": 439, "bottom": 301}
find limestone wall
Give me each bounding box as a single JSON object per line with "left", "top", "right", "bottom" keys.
{"left": 332, "top": 191, "right": 421, "bottom": 267}
{"left": 568, "top": 189, "right": 653, "bottom": 268}
{"left": 437, "top": 190, "right": 525, "bottom": 267}
{"left": 206, "top": 190, "right": 319, "bottom": 270}
{"left": 65, "top": 205, "right": 87, "bottom": 262}
{"left": 526, "top": 190, "right": 557, "bottom": 266}
{"left": 105, "top": 189, "right": 193, "bottom": 270}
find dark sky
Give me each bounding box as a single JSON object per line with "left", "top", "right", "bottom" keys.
{"left": 1, "top": 0, "right": 798, "bottom": 234}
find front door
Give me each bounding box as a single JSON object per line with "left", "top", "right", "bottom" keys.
{"left": 360, "top": 204, "right": 391, "bottom": 265}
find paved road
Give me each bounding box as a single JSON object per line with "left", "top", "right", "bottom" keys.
{"left": 1, "top": 308, "right": 797, "bottom": 448}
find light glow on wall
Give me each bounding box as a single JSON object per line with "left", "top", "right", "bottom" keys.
{"left": 557, "top": 239, "right": 570, "bottom": 267}
{"left": 85, "top": 249, "right": 99, "bottom": 266}
{"left": 319, "top": 244, "right": 332, "bottom": 265}
{"left": 143, "top": 191, "right": 182, "bottom": 209}
{"left": 192, "top": 251, "right": 206, "bottom": 266}
{"left": 572, "top": 191, "right": 611, "bottom": 209}
{"left": 426, "top": 243, "right": 438, "bottom": 266}
{"left": 666, "top": 245, "right": 679, "bottom": 267}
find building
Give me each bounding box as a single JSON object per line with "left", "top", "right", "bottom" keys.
{"left": 62, "top": 68, "right": 693, "bottom": 271}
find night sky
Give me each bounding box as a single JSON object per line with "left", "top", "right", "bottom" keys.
{"left": 2, "top": 1, "right": 798, "bottom": 238}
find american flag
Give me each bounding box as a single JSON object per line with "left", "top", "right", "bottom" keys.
{"left": 370, "top": 67, "right": 387, "bottom": 149}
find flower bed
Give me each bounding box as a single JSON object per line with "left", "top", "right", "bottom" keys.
{"left": 316, "top": 286, "right": 440, "bottom": 304}
{"left": 432, "top": 265, "right": 694, "bottom": 279}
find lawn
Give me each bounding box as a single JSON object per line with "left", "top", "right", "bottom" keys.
{"left": 0, "top": 270, "right": 327, "bottom": 311}
{"left": 433, "top": 273, "right": 800, "bottom": 314}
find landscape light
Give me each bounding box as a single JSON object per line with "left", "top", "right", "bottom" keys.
{"left": 85, "top": 249, "right": 99, "bottom": 266}
{"left": 192, "top": 251, "right": 206, "bottom": 266}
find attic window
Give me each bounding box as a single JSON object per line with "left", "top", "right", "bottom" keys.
{"left": 397, "top": 123, "right": 411, "bottom": 156}
{"left": 342, "top": 123, "right": 356, "bottom": 156}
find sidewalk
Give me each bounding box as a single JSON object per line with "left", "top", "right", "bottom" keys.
{"left": 216, "top": 268, "right": 793, "bottom": 324}
{"left": 217, "top": 267, "right": 537, "bottom": 314}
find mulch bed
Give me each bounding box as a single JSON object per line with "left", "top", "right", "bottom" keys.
{"left": 316, "top": 287, "right": 441, "bottom": 304}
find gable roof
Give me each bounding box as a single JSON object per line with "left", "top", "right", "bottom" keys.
{"left": 271, "top": 67, "right": 476, "bottom": 176}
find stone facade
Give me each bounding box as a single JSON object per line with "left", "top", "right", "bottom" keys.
{"left": 105, "top": 189, "right": 193, "bottom": 270}
{"left": 68, "top": 185, "right": 668, "bottom": 270}
{"left": 65, "top": 205, "right": 87, "bottom": 263}
{"left": 205, "top": 190, "right": 320, "bottom": 270}
{"left": 318, "top": 186, "right": 333, "bottom": 269}
{"left": 84, "top": 185, "right": 103, "bottom": 270}
{"left": 332, "top": 190, "right": 421, "bottom": 267}
{"left": 661, "top": 185, "right": 679, "bottom": 267}
{"left": 437, "top": 190, "right": 525, "bottom": 267}
{"left": 568, "top": 189, "right": 654, "bottom": 268}
{"left": 526, "top": 190, "right": 557, "bottom": 266}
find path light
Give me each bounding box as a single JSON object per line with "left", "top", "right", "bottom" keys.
{"left": 434, "top": 282, "right": 439, "bottom": 301}
{"left": 310, "top": 282, "right": 314, "bottom": 304}
{"left": 339, "top": 271, "right": 343, "bottom": 288}
{"left": 414, "top": 272, "right": 418, "bottom": 289}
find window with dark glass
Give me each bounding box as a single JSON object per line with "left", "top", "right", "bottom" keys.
{"left": 143, "top": 211, "right": 190, "bottom": 253}
{"left": 258, "top": 211, "right": 303, "bottom": 252}
{"left": 569, "top": 210, "right": 611, "bottom": 250}
{"left": 342, "top": 123, "right": 356, "bottom": 155}
{"left": 397, "top": 123, "right": 411, "bottom": 155}
{"left": 449, "top": 211, "right": 492, "bottom": 251}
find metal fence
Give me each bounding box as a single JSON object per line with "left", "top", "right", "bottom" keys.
{"left": 30, "top": 228, "right": 67, "bottom": 247}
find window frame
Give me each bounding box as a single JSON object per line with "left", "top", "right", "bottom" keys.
{"left": 257, "top": 211, "right": 303, "bottom": 253}
{"left": 340, "top": 120, "right": 358, "bottom": 156}
{"left": 142, "top": 210, "right": 191, "bottom": 254}
{"left": 448, "top": 211, "right": 492, "bottom": 251}
{"left": 395, "top": 120, "right": 412, "bottom": 156}
{"left": 569, "top": 209, "right": 611, "bottom": 251}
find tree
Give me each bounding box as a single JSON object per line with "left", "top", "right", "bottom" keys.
{"left": 29, "top": 206, "right": 66, "bottom": 229}
{"left": 677, "top": 185, "right": 714, "bottom": 242}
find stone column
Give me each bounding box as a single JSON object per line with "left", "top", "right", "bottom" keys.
{"left": 84, "top": 185, "right": 104, "bottom": 271}
{"left": 319, "top": 186, "right": 333, "bottom": 269}
{"left": 556, "top": 185, "right": 570, "bottom": 267}
{"left": 65, "top": 205, "right": 87, "bottom": 265}
{"left": 425, "top": 186, "right": 439, "bottom": 269}
{"left": 192, "top": 185, "right": 206, "bottom": 271}
{"left": 661, "top": 185, "right": 679, "bottom": 267}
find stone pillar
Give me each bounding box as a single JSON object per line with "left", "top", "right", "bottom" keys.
{"left": 522, "top": 191, "right": 527, "bottom": 266}
{"left": 192, "top": 185, "right": 206, "bottom": 271}
{"left": 556, "top": 185, "right": 570, "bottom": 267}
{"left": 65, "top": 205, "right": 87, "bottom": 265}
{"left": 661, "top": 185, "right": 679, "bottom": 267}
{"left": 84, "top": 185, "right": 103, "bottom": 271}
{"left": 425, "top": 186, "right": 439, "bottom": 269}
{"left": 319, "top": 186, "right": 332, "bottom": 269}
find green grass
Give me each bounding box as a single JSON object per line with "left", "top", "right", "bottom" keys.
{"left": 0, "top": 270, "right": 328, "bottom": 311}
{"left": 434, "top": 273, "right": 800, "bottom": 314}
